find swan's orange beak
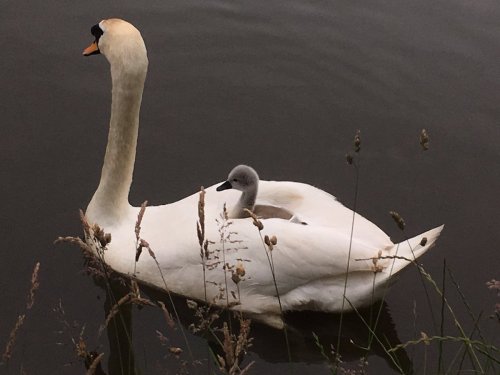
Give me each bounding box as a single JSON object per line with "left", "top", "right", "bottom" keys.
{"left": 83, "top": 41, "right": 100, "bottom": 56}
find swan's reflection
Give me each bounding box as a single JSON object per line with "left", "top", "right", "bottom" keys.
{"left": 98, "top": 278, "right": 412, "bottom": 374}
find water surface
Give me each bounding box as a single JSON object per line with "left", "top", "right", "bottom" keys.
{"left": 1, "top": 0, "right": 499, "bottom": 373}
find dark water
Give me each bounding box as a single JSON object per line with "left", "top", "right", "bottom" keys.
{"left": 1, "top": 0, "right": 499, "bottom": 373}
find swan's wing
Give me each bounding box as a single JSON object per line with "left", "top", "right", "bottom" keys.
{"left": 256, "top": 181, "right": 392, "bottom": 245}
{"left": 253, "top": 204, "right": 294, "bottom": 220}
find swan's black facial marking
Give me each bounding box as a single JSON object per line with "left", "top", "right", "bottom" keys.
{"left": 91, "top": 24, "right": 104, "bottom": 42}
{"left": 86, "top": 24, "right": 103, "bottom": 56}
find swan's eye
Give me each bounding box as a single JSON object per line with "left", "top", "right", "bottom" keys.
{"left": 232, "top": 178, "right": 238, "bottom": 183}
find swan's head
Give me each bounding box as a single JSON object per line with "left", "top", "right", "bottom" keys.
{"left": 217, "top": 165, "right": 259, "bottom": 192}
{"left": 83, "top": 19, "right": 148, "bottom": 72}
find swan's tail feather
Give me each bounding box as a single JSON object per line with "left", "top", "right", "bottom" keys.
{"left": 388, "top": 224, "right": 444, "bottom": 277}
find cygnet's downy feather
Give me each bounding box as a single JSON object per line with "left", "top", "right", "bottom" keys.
{"left": 217, "top": 165, "right": 305, "bottom": 223}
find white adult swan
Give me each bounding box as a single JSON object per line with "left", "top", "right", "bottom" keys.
{"left": 83, "top": 19, "right": 443, "bottom": 328}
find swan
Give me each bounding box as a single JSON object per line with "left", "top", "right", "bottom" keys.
{"left": 82, "top": 19, "right": 444, "bottom": 328}
{"left": 216, "top": 164, "right": 304, "bottom": 222}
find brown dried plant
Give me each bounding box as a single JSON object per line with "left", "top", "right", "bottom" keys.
{"left": 134, "top": 201, "right": 148, "bottom": 269}
{"left": 2, "top": 314, "right": 26, "bottom": 363}
{"left": 389, "top": 211, "right": 405, "bottom": 231}
{"left": 420, "top": 128, "right": 430, "bottom": 151}
{"left": 99, "top": 280, "right": 155, "bottom": 336}
{"left": 53, "top": 300, "right": 105, "bottom": 374}
{"left": 217, "top": 319, "right": 254, "bottom": 375}
{"left": 354, "top": 129, "right": 361, "bottom": 153}
{"left": 27, "top": 262, "right": 40, "bottom": 309}
{"left": 197, "top": 187, "right": 209, "bottom": 302}
{"left": 2, "top": 261, "right": 41, "bottom": 363}
{"left": 54, "top": 210, "right": 116, "bottom": 283}
{"left": 486, "top": 279, "right": 500, "bottom": 322}
{"left": 85, "top": 352, "right": 105, "bottom": 375}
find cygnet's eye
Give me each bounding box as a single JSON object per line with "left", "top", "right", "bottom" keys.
{"left": 232, "top": 178, "right": 238, "bottom": 183}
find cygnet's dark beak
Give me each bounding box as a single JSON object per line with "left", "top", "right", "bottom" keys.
{"left": 216, "top": 180, "right": 232, "bottom": 191}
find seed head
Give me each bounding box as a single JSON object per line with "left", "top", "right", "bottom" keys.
{"left": 354, "top": 130, "right": 361, "bottom": 153}
{"left": 231, "top": 272, "right": 241, "bottom": 284}
{"left": 264, "top": 235, "right": 275, "bottom": 251}
{"left": 420, "top": 129, "right": 429, "bottom": 151}
{"left": 271, "top": 236, "right": 277, "bottom": 245}
{"left": 255, "top": 220, "right": 264, "bottom": 231}
{"left": 169, "top": 347, "right": 183, "bottom": 355}
{"left": 236, "top": 261, "right": 246, "bottom": 277}
{"left": 389, "top": 211, "right": 405, "bottom": 231}
{"left": 420, "top": 331, "right": 431, "bottom": 345}
{"left": 244, "top": 209, "right": 264, "bottom": 230}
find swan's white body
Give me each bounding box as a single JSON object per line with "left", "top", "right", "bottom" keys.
{"left": 84, "top": 19, "right": 443, "bottom": 327}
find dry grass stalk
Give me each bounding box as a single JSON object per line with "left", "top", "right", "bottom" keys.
{"left": 2, "top": 261, "right": 41, "bottom": 363}
{"left": 99, "top": 280, "right": 154, "bottom": 336}
{"left": 371, "top": 250, "right": 384, "bottom": 273}
{"left": 135, "top": 200, "right": 148, "bottom": 241}
{"left": 389, "top": 210, "right": 405, "bottom": 231}
{"left": 136, "top": 230, "right": 195, "bottom": 360}
{"left": 486, "top": 279, "right": 500, "bottom": 296}
{"left": 55, "top": 211, "right": 114, "bottom": 280}
{"left": 420, "top": 128, "right": 430, "bottom": 151}
{"left": 264, "top": 235, "right": 277, "bottom": 251}
{"left": 169, "top": 347, "right": 183, "bottom": 356}
{"left": 2, "top": 314, "right": 25, "bottom": 363}
{"left": 218, "top": 204, "right": 233, "bottom": 310}
{"left": 187, "top": 302, "right": 220, "bottom": 334}
{"left": 197, "top": 187, "right": 209, "bottom": 303}
{"left": 75, "top": 332, "right": 87, "bottom": 359}
{"left": 197, "top": 186, "right": 206, "bottom": 247}
{"left": 243, "top": 208, "right": 263, "bottom": 231}
{"left": 486, "top": 279, "right": 500, "bottom": 322}
{"left": 354, "top": 129, "right": 361, "bottom": 153}
{"left": 100, "top": 293, "right": 132, "bottom": 336}
{"left": 54, "top": 235, "right": 93, "bottom": 254}
{"left": 217, "top": 319, "right": 254, "bottom": 374}
{"left": 85, "top": 352, "right": 104, "bottom": 375}
{"left": 134, "top": 201, "right": 148, "bottom": 264}
{"left": 158, "top": 301, "right": 176, "bottom": 329}
{"left": 156, "top": 330, "right": 169, "bottom": 345}
{"left": 388, "top": 334, "right": 500, "bottom": 354}
{"left": 79, "top": 209, "right": 91, "bottom": 235}
{"left": 211, "top": 204, "right": 248, "bottom": 309}
{"left": 65, "top": 211, "right": 110, "bottom": 271}
{"left": 27, "top": 262, "right": 40, "bottom": 310}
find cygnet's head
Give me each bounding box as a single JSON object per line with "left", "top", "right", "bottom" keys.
{"left": 83, "top": 19, "right": 148, "bottom": 72}
{"left": 216, "top": 165, "right": 259, "bottom": 192}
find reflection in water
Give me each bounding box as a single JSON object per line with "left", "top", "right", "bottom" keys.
{"left": 98, "top": 278, "right": 412, "bottom": 374}
{"left": 104, "top": 279, "right": 136, "bottom": 375}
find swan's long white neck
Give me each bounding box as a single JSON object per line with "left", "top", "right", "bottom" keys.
{"left": 87, "top": 57, "right": 147, "bottom": 227}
